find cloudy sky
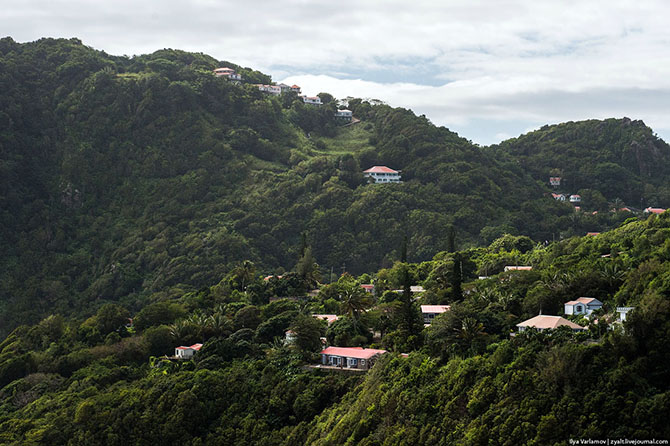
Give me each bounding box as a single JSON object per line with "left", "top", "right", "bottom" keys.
{"left": 4, "top": 0, "right": 670, "bottom": 144}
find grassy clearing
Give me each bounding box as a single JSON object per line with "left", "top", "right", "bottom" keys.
{"left": 312, "top": 123, "right": 375, "bottom": 156}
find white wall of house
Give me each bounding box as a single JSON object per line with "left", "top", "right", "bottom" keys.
{"left": 365, "top": 172, "right": 401, "bottom": 183}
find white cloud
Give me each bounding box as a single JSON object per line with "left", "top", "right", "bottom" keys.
{"left": 3, "top": 0, "right": 670, "bottom": 143}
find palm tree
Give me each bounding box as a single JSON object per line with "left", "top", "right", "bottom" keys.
{"left": 340, "top": 283, "right": 373, "bottom": 320}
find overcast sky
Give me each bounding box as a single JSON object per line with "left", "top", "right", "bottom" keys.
{"left": 4, "top": 0, "right": 670, "bottom": 145}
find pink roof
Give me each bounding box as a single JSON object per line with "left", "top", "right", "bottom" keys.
{"left": 313, "top": 314, "right": 338, "bottom": 324}
{"left": 645, "top": 207, "right": 666, "bottom": 214}
{"left": 176, "top": 343, "right": 203, "bottom": 351}
{"left": 291, "top": 84, "right": 300, "bottom": 88}
{"left": 421, "top": 305, "right": 451, "bottom": 314}
{"left": 586, "top": 232, "right": 600, "bottom": 236}
{"left": 363, "top": 166, "right": 399, "bottom": 174}
{"left": 517, "top": 315, "right": 585, "bottom": 330}
{"left": 565, "top": 297, "right": 598, "bottom": 306}
{"left": 360, "top": 284, "right": 374, "bottom": 290}
{"left": 320, "top": 346, "right": 387, "bottom": 359}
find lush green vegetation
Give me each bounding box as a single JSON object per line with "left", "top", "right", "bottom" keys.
{"left": 1, "top": 212, "right": 670, "bottom": 444}
{"left": 3, "top": 38, "right": 665, "bottom": 336}
{"left": 1, "top": 37, "right": 669, "bottom": 444}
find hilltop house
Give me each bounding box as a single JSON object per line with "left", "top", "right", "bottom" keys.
{"left": 549, "top": 177, "right": 561, "bottom": 186}
{"left": 213, "top": 67, "right": 242, "bottom": 81}
{"left": 290, "top": 84, "right": 302, "bottom": 94}
{"left": 569, "top": 194, "right": 582, "bottom": 204}
{"left": 320, "top": 346, "right": 387, "bottom": 370}
{"left": 363, "top": 166, "right": 401, "bottom": 183}
{"left": 564, "top": 297, "right": 603, "bottom": 316}
{"left": 302, "top": 96, "right": 322, "bottom": 105}
{"left": 335, "top": 109, "right": 353, "bottom": 122}
{"left": 255, "top": 84, "right": 282, "bottom": 95}
{"left": 175, "top": 343, "right": 203, "bottom": 359}
{"left": 552, "top": 193, "right": 566, "bottom": 202}
{"left": 516, "top": 315, "right": 586, "bottom": 333}
{"left": 421, "top": 305, "right": 450, "bottom": 325}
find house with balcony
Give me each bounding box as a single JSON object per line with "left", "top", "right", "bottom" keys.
{"left": 335, "top": 109, "right": 353, "bottom": 123}
{"left": 319, "top": 346, "right": 387, "bottom": 370}
{"left": 549, "top": 177, "right": 561, "bottom": 187}
{"left": 363, "top": 166, "right": 401, "bottom": 183}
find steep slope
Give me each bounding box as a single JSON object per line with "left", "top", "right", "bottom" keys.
{"left": 493, "top": 118, "right": 670, "bottom": 208}
{"left": 0, "top": 37, "right": 662, "bottom": 336}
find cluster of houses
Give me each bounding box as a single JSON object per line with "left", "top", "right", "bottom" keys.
{"left": 515, "top": 297, "right": 634, "bottom": 334}
{"left": 549, "top": 176, "right": 667, "bottom": 215}
{"left": 212, "top": 67, "right": 354, "bottom": 122}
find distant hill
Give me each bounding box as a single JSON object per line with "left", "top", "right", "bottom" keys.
{"left": 493, "top": 118, "right": 670, "bottom": 208}
{"left": 0, "top": 37, "right": 666, "bottom": 334}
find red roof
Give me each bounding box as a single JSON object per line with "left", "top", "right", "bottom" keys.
{"left": 364, "top": 166, "right": 399, "bottom": 174}
{"left": 320, "top": 346, "right": 387, "bottom": 359}
{"left": 176, "top": 343, "right": 203, "bottom": 351}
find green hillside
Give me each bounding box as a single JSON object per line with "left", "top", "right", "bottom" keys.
{"left": 493, "top": 118, "right": 670, "bottom": 208}
{"left": 0, "top": 36, "right": 666, "bottom": 339}
{"left": 0, "top": 210, "right": 669, "bottom": 444}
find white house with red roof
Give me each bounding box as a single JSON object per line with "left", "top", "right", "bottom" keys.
{"left": 320, "top": 346, "right": 387, "bottom": 370}
{"left": 360, "top": 284, "right": 375, "bottom": 294}
{"left": 517, "top": 315, "right": 586, "bottom": 333}
{"left": 363, "top": 166, "right": 401, "bottom": 183}
{"left": 549, "top": 177, "right": 561, "bottom": 187}
{"left": 421, "top": 305, "right": 450, "bottom": 325}
{"left": 175, "top": 343, "right": 203, "bottom": 359}
{"left": 564, "top": 297, "right": 603, "bottom": 316}
{"left": 569, "top": 194, "right": 582, "bottom": 204}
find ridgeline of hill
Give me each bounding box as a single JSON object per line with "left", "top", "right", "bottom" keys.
{"left": 2, "top": 36, "right": 670, "bottom": 337}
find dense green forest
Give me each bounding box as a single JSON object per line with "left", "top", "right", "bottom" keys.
{"left": 1, "top": 210, "right": 669, "bottom": 444}
{"left": 3, "top": 38, "right": 670, "bottom": 336}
